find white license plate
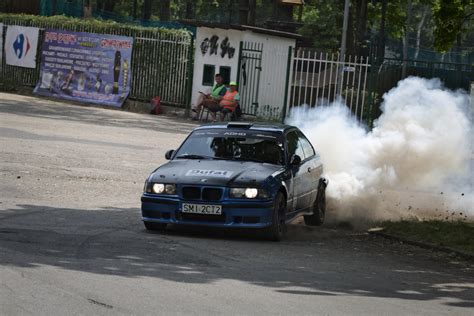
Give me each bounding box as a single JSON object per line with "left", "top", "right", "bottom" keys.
{"left": 182, "top": 203, "right": 222, "bottom": 215}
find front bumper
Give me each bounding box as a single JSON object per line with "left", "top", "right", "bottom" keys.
{"left": 141, "top": 195, "right": 274, "bottom": 228}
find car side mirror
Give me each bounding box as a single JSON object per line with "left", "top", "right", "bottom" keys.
{"left": 165, "top": 149, "right": 175, "bottom": 160}
{"left": 290, "top": 154, "right": 302, "bottom": 166}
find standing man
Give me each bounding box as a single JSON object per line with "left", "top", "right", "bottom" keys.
{"left": 192, "top": 74, "right": 227, "bottom": 120}
{"left": 219, "top": 81, "right": 240, "bottom": 121}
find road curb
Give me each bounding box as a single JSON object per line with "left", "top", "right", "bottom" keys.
{"left": 368, "top": 230, "right": 474, "bottom": 261}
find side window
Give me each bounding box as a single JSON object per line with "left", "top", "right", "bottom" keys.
{"left": 286, "top": 131, "right": 305, "bottom": 159}
{"left": 202, "top": 64, "right": 215, "bottom": 86}
{"left": 219, "top": 66, "right": 231, "bottom": 85}
{"left": 297, "top": 131, "right": 315, "bottom": 159}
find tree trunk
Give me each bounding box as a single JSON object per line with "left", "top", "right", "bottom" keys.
{"left": 159, "top": 0, "right": 171, "bottom": 22}
{"left": 347, "top": 0, "right": 355, "bottom": 56}
{"left": 142, "top": 0, "right": 152, "bottom": 21}
{"left": 132, "top": 0, "right": 138, "bottom": 20}
{"left": 272, "top": 0, "right": 293, "bottom": 22}
{"left": 378, "top": 0, "right": 387, "bottom": 61}
{"left": 239, "top": 0, "right": 249, "bottom": 25}
{"left": 355, "top": 0, "right": 368, "bottom": 56}
{"left": 185, "top": 0, "right": 194, "bottom": 19}
{"left": 414, "top": 6, "right": 427, "bottom": 63}
{"left": 52, "top": 0, "right": 57, "bottom": 15}
{"left": 248, "top": 0, "right": 256, "bottom": 26}
{"left": 98, "top": 0, "right": 115, "bottom": 12}
{"left": 402, "top": 0, "right": 412, "bottom": 78}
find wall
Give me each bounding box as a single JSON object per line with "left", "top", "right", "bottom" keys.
{"left": 191, "top": 26, "right": 296, "bottom": 120}
{"left": 191, "top": 27, "right": 242, "bottom": 110}
{"left": 243, "top": 32, "right": 295, "bottom": 120}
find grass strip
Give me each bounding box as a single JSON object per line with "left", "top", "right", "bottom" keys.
{"left": 379, "top": 220, "right": 474, "bottom": 254}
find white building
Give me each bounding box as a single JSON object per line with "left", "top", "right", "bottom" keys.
{"left": 188, "top": 22, "right": 299, "bottom": 121}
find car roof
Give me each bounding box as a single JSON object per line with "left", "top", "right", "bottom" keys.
{"left": 193, "top": 122, "right": 297, "bottom": 134}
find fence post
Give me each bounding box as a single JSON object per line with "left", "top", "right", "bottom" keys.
{"left": 236, "top": 41, "right": 243, "bottom": 85}
{"left": 281, "top": 46, "right": 293, "bottom": 123}
{"left": 184, "top": 36, "right": 194, "bottom": 117}
{"left": 366, "top": 57, "right": 378, "bottom": 129}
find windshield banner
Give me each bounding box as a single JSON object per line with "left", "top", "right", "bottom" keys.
{"left": 34, "top": 30, "right": 133, "bottom": 107}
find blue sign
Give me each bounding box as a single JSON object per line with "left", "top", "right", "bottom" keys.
{"left": 34, "top": 30, "right": 133, "bottom": 107}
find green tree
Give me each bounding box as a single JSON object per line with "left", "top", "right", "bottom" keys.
{"left": 432, "top": 0, "right": 473, "bottom": 52}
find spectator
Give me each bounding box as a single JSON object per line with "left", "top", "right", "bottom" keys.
{"left": 192, "top": 74, "right": 227, "bottom": 120}
{"left": 219, "top": 81, "right": 240, "bottom": 121}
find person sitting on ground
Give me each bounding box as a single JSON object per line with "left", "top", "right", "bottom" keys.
{"left": 192, "top": 74, "right": 227, "bottom": 120}
{"left": 219, "top": 81, "right": 240, "bottom": 121}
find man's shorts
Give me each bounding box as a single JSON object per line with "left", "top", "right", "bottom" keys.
{"left": 203, "top": 99, "right": 222, "bottom": 112}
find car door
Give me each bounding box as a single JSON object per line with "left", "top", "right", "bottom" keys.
{"left": 297, "top": 131, "right": 323, "bottom": 209}
{"left": 285, "top": 130, "right": 308, "bottom": 216}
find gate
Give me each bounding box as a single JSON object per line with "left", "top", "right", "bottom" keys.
{"left": 287, "top": 49, "right": 371, "bottom": 122}
{"left": 237, "top": 41, "right": 263, "bottom": 116}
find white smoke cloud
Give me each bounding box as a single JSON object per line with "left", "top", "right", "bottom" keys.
{"left": 286, "top": 77, "right": 473, "bottom": 224}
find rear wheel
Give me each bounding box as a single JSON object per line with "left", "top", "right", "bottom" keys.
{"left": 144, "top": 221, "right": 167, "bottom": 231}
{"left": 304, "top": 186, "right": 326, "bottom": 226}
{"left": 265, "top": 192, "right": 287, "bottom": 241}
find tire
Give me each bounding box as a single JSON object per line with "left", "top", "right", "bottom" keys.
{"left": 265, "top": 192, "right": 287, "bottom": 241}
{"left": 144, "top": 221, "right": 167, "bottom": 231}
{"left": 304, "top": 185, "right": 326, "bottom": 226}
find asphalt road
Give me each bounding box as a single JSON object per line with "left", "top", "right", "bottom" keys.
{"left": 1, "top": 93, "right": 473, "bottom": 315}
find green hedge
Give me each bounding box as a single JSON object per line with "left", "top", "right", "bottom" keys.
{"left": 0, "top": 14, "right": 190, "bottom": 38}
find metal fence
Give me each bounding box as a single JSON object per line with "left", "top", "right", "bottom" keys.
{"left": 369, "top": 58, "right": 474, "bottom": 121}
{"left": 287, "top": 49, "right": 371, "bottom": 122}
{"left": 0, "top": 19, "right": 193, "bottom": 106}
{"left": 132, "top": 35, "right": 192, "bottom": 105}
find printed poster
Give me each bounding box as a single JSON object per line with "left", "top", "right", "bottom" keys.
{"left": 5, "top": 25, "right": 39, "bottom": 68}
{"left": 34, "top": 30, "right": 133, "bottom": 107}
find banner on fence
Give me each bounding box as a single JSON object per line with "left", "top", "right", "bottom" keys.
{"left": 34, "top": 30, "right": 133, "bottom": 107}
{"left": 5, "top": 26, "right": 39, "bottom": 68}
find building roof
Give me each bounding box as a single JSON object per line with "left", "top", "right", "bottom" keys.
{"left": 181, "top": 20, "right": 302, "bottom": 40}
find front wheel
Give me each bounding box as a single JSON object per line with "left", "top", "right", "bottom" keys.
{"left": 264, "top": 192, "right": 287, "bottom": 241}
{"left": 144, "top": 221, "right": 167, "bottom": 231}
{"left": 304, "top": 186, "right": 326, "bottom": 226}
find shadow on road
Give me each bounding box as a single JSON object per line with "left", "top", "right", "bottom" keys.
{"left": 1, "top": 204, "right": 473, "bottom": 308}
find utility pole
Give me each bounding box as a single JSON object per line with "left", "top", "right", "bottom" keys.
{"left": 336, "top": 0, "right": 350, "bottom": 98}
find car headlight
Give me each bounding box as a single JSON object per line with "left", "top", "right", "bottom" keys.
{"left": 230, "top": 188, "right": 269, "bottom": 199}
{"left": 165, "top": 184, "right": 176, "bottom": 194}
{"left": 152, "top": 183, "right": 165, "bottom": 194}
{"left": 245, "top": 188, "right": 258, "bottom": 198}
{"left": 146, "top": 183, "right": 176, "bottom": 195}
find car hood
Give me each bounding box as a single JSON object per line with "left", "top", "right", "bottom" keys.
{"left": 150, "top": 159, "right": 284, "bottom": 187}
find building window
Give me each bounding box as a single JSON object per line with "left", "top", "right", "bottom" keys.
{"left": 219, "top": 66, "right": 231, "bottom": 85}
{"left": 202, "top": 64, "right": 215, "bottom": 86}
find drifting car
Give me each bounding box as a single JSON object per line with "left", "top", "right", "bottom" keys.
{"left": 141, "top": 122, "right": 327, "bottom": 240}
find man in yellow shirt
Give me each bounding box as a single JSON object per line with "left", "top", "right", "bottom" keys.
{"left": 192, "top": 74, "right": 227, "bottom": 120}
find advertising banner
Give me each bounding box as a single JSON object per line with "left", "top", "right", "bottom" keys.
{"left": 5, "top": 25, "right": 39, "bottom": 68}
{"left": 34, "top": 30, "right": 133, "bottom": 107}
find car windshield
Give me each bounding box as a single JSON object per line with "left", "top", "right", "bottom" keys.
{"left": 175, "top": 130, "right": 285, "bottom": 165}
